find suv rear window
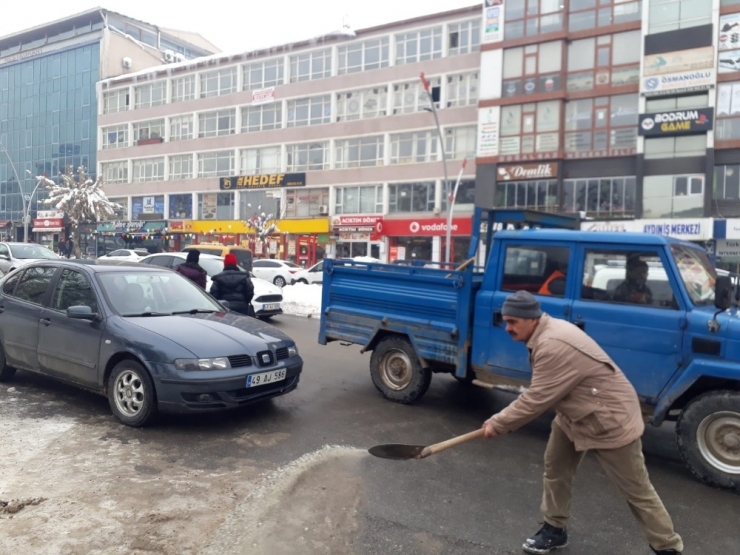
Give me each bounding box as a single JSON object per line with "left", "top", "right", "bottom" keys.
{"left": 194, "top": 248, "right": 223, "bottom": 257}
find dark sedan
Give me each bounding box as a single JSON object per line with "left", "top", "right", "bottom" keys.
{"left": 0, "top": 261, "right": 303, "bottom": 426}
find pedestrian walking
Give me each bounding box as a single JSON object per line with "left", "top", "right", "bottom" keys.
{"left": 174, "top": 249, "right": 207, "bottom": 289}
{"left": 210, "top": 253, "right": 254, "bottom": 316}
{"left": 483, "top": 290, "right": 683, "bottom": 555}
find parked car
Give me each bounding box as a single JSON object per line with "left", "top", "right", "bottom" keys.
{"left": 0, "top": 261, "right": 302, "bottom": 426}
{"left": 97, "top": 248, "right": 150, "bottom": 262}
{"left": 138, "top": 252, "right": 283, "bottom": 319}
{"left": 252, "top": 259, "right": 301, "bottom": 287}
{"left": 182, "top": 244, "right": 253, "bottom": 271}
{"left": 291, "top": 261, "right": 324, "bottom": 285}
{"left": 0, "top": 242, "right": 59, "bottom": 274}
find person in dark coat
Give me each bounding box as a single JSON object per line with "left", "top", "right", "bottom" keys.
{"left": 210, "top": 253, "right": 255, "bottom": 315}
{"left": 174, "top": 249, "right": 207, "bottom": 289}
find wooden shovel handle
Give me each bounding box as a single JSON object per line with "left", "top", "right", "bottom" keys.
{"left": 445, "top": 256, "right": 477, "bottom": 278}
{"left": 418, "top": 428, "right": 485, "bottom": 459}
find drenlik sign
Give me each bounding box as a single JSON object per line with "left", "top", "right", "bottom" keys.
{"left": 638, "top": 108, "right": 714, "bottom": 136}
{"left": 496, "top": 162, "right": 559, "bottom": 182}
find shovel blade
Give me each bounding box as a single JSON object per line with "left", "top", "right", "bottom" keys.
{"left": 368, "top": 443, "right": 425, "bottom": 461}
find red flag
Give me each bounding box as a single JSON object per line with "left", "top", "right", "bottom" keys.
{"left": 420, "top": 72, "right": 430, "bottom": 91}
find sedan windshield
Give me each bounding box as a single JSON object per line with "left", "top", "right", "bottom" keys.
{"left": 98, "top": 271, "right": 223, "bottom": 316}
{"left": 9, "top": 244, "right": 59, "bottom": 259}
{"left": 670, "top": 244, "right": 716, "bottom": 305}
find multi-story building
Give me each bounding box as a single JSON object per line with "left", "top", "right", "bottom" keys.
{"left": 0, "top": 9, "right": 218, "bottom": 245}
{"left": 476, "top": 0, "right": 740, "bottom": 268}
{"left": 96, "top": 5, "right": 481, "bottom": 265}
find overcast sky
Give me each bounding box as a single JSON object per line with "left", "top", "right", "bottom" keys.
{"left": 0, "top": 0, "right": 478, "bottom": 54}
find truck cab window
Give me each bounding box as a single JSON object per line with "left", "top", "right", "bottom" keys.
{"left": 502, "top": 245, "right": 570, "bottom": 297}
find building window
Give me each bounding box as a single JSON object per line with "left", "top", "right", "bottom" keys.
{"left": 107, "top": 197, "right": 128, "bottom": 219}
{"left": 335, "top": 185, "right": 383, "bottom": 214}
{"left": 335, "top": 137, "right": 385, "bottom": 169}
{"left": 643, "top": 175, "right": 704, "bottom": 218}
{"left": 395, "top": 27, "right": 443, "bottom": 65}
{"left": 243, "top": 58, "right": 284, "bottom": 90}
{"left": 564, "top": 177, "right": 636, "bottom": 217}
{"left": 103, "top": 89, "right": 128, "bottom": 114}
{"left": 240, "top": 146, "right": 282, "bottom": 174}
{"left": 564, "top": 94, "right": 638, "bottom": 156}
{"left": 286, "top": 142, "right": 329, "bottom": 171}
{"left": 198, "top": 109, "right": 236, "bottom": 138}
{"left": 392, "top": 77, "right": 441, "bottom": 115}
{"left": 241, "top": 103, "right": 282, "bottom": 132}
{"left": 388, "top": 182, "right": 435, "bottom": 213}
{"left": 648, "top": 0, "right": 712, "bottom": 34}
{"left": 134, "top": 82, "right": 166, "bottom": 109}
{"left": 102, "top": 162, "right": 128, "bottom": 184}
{"left": 442, "top": 179, "right": 476, "bottom": 210}
{"left": 285, "top": 187, "right": 329, "bottom": 218}
{"left": 102, "top": 124, "right": 128, "bottom": 149}
{"left": 200, "top": 67, "right": 237, "bottom": 98}
{"left": 132, "top": 157, "right": 165, "bottom": 183}
{"left": 338, "top": 38, "right": 390, "bottom": 74}
{"left": 169, "top": 115, "right": 193, "bottom": 141}
{"left": 495, "top": 180, "right": 559, "bottom": 211}
{"left": 169, "top": 193, "right": 193, "bottom": 219}
{"left": 446, "top": 72, "right": 478, "bottom": 107}
{"left": 569, "top": 0, "right": 642, "bottom": 32}
{"left": 717, "top": 83, "right": 740, "bottom": 141}
{"left": 390, "top": 130, "right": 438, "bottom": 164}
{"left": 567, "top": 31, "right": 641, "bottom": 92}
{"left": 198, "top": 192, "right": 235, "bottom": 220}
{"left": 715, "top": 165, "right": 740, "bottom": 200}
{"left": 169, "top": 154, "right": 193, "bottom": 180}
{"left": 197, "top": 151, "right": 235, "bottom": 178}
{"left": 336, "top": 87, "right": 388, "bottom": 121}
{"left": 499, "top": 100, "right": 560, "bottom": 156}
{"left": 644, "top": 136, "right": 706, "bottom": 160}
{"left": 286, "top": 95, "right": 331, "bottom": 127}
{"left": 132, "top": 119, "right": 164, "bottom": 143}
{"left": 444, "top": 126, "right": 477, "bottom": 160}
{"left": 504, "top": 0, "right": 565, "bottom": 41}
{"left": 448, "top": 18, "right": 481, "bottom": 56}
{"left": 503, "top": 41, "right": 563, "bottom": 97}
{"left": 172, "top": 75, "right": 196, "bottom": 103}
{"left": 289, "top": 49, "right": 332, "bottom": 82}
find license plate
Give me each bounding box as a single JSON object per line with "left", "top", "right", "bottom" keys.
{"left": 263, "top": 303, "right": 280, "bottom": 311}
{"left": 246, "top": 368, "right": 286, "bottom": 387}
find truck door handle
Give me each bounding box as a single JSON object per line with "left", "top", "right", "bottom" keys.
{"left": 493, "top": 311, "right": 503, "bottom": 326}
{"left": 574, "top": 321, "right": 585, "bottom": 330}
{"left": 40, "top": 318, "right": 51, "bottom": 326}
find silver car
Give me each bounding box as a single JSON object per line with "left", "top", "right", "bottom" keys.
{"left": 0, "top": 242, "right": 60, "bottom": 274}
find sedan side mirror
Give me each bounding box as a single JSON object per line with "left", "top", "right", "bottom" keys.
{"left": 0, "top": 254, "right": 9, "bottom": 261}
{"left": 67, "top": 305, "right": 99, "bottom": 321}
{"left": 715, "top": 275, "right": 733, "bottom": 311}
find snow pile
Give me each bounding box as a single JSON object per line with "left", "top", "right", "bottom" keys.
{"left": 280, "top": 283, "right": 322, "bottom": 317}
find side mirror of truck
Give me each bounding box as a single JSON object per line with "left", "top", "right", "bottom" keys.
{"left": 714, "top": 275, "right": 733, "bottom": 311}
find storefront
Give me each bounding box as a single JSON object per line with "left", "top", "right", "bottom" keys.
{"left": 95, "top": 220, "right": 169, "bottom": 255}
{"left": 375, "top": 216, "right": 474, "bottom": 264}
{"left": 494, "top": 162, "right": 560, "bottom": 212}
{"left": 32, "top": 210, "right": 64, "bottom": 249}
{"left": 330, "top": 215, "right": 383, "bottom": 260}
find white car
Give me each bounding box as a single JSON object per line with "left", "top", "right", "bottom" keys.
{"left": 0, "top": 242, "right": 59, "bottom": 274}
{"left": 291, "top": 261, "right": 324, "bottom": 285}
{"left": 97, "top": 248, "right": 150, "bottom": 262}
{"left": 138, "top": 252, "right": 283, "bottom": 319}
{"left": 252, "top": 259, "right": 302, "bottom": 288}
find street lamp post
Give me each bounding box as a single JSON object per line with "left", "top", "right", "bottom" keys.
{"left": 23, "top": 173, "right": 46, "bottom": 243}
{"left": 0, "top": 142, "right": 27, "bottom": 241}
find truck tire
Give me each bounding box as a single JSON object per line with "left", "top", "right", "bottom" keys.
{"left": 370, "top": 337, "right": 431, "bottom": 404}
{"left": 676, "top": 390, "right": 740, "bottom": 491}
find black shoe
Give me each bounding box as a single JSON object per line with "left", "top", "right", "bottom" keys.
{"left": 522, "top": 522, "right": 568, "bottom": 554}
{"left": 651, "top": 549, "right": 682, "bottom": 555}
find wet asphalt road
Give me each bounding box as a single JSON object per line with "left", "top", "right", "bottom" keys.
{"left": 3, "top": 315, "right": 739, "bottom": 554}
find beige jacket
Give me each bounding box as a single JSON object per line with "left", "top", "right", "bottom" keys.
{"left": 488, "top": 314, "right": 644, "bottom": 451}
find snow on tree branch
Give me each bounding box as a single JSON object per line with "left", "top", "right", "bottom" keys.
{"left": 36, "top": 166, "right": 122, "bottom": 224}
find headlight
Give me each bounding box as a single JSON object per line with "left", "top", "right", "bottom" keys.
{"left": 174, "top": 357, "right": 231, "bottom": 370}
{"left": 288, "top": 345, "right": 299, "bottom": 357}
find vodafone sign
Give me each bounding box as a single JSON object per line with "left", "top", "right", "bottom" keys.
{"left": 377, "top": 217, "right": 473, "bottom": 237}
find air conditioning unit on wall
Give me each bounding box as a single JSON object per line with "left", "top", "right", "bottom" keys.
{"left": 318, "top": 205, "right": 329, "bottom": 215}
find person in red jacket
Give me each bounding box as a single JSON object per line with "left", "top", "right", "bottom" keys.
{"left": 174, "top": 249, "right": 207, "bottom": 290}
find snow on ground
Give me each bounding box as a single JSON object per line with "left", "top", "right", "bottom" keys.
{"left": 280, "top": 283, "right": 322, "bottom": 318}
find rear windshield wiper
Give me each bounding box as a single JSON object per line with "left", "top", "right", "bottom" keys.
{"left": 171, "top": 309, "right": 219, "bottom": 315}
{"left": 122, "top": 311, "right": 169, "bottom": 317}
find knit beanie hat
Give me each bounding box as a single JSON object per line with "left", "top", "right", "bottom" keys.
{"left": 186, "top": 249, "right": 200, "bottom": 263}
{"left": 224, "top": 253, "right": 237, "bottom": 266}
{"left": 502, "top": 290, "right": 543, "bottom": 319}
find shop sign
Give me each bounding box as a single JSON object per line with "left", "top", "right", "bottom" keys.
{"left": 332, "top": 215, "right": 381, "bottom": 227}
{"left": 716, "top": 239, "right": 740, "bottom": 257}
{"left": 32, "top": 210, "right": 64, "bottom": 231}
{"left": 638, "top": 108, "right": 714, "bottom": 136}
{"left": 376, "top": 217, "right": 473, "bottom": 237}
{"left": 719, "top": 14, "right": 740, "bottom": 51}
{"left": 724, "top": 218, "right": 740, "bottom": 239}
{"left": 219, "top": 173, "right": 306, "bottom": 190}
{"left": 564, "top": 148, "right": 636, "bottom": 159}
{"left": 251, "top": 87, "right": 275, "bottom": 106}
{"left": 477, "top": 106, "right": 500, "bottom": 157}
{"left": 643, "top": 46, "right": 714, "bottom": 77}
{"left": 482, "top": 0, "right": 504, "bottom": 44}
{"left": 1, "top": 48, "right": 43, "bottom": 65}
{"left": 581, "top": 218, "right": 713, "bottom": 240}
{"left": 497, "top": 162, "right": 559, "bottom": 182}
{"left": 641, "top": 69, "right": 714, "bottom": 96}
{"left": 497, "top": 152, "right": 559, "bottom": 163}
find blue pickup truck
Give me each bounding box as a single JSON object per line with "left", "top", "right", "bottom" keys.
{"left": 319, "top": 209, "right": 740, "bottom": 491}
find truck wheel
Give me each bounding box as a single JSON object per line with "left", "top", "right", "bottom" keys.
{"left": 676, "top": 391, "right": 740, "bottom": 491}
{"left": 370, "top": 337, "right": 431, "bottom": 404}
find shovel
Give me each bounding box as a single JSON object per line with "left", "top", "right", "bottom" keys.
{"left": 368, "top": 428, "right": 485, "bottom": 461}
